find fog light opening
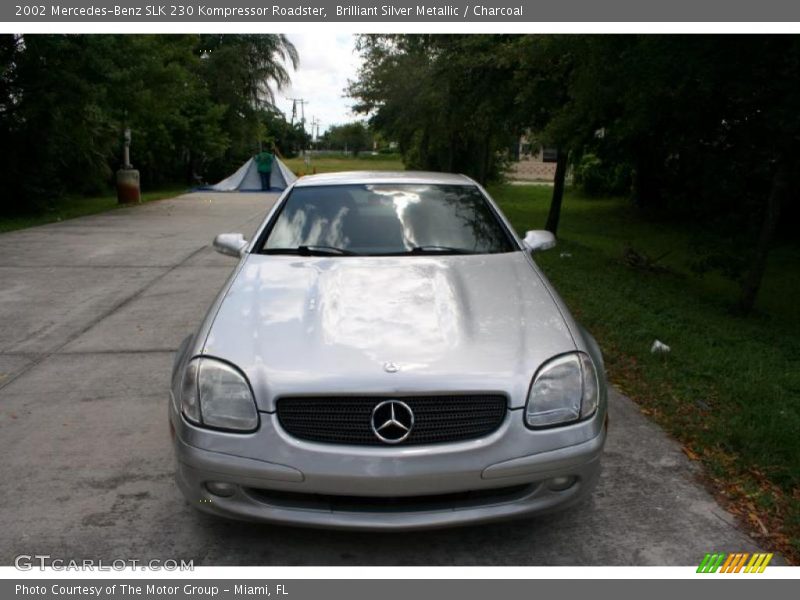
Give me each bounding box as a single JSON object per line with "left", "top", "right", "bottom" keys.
{"left": 548, "top": 476, "right": 577, "bottom": 492}
{"left": 205, "top": 481, "right": 237, "bottom": 497}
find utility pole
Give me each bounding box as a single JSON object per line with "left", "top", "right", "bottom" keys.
{"left": 310, "top": 117, "right": 321, "bottom": 145}
{"left": 308, "top": 117, "right": 322, "bottom": 173}
{"left": 287, "top": 97, "right": 309, "bottom": 158}
{"left": 288, "top": 98, "right": 308, "bottom": 129}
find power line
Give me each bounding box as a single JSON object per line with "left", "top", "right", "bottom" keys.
{"left": 287, "top": 98, "right": 308, "bottom": 129}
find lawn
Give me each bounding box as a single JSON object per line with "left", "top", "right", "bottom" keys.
{"left": 283, "top": 152, "right": 404, "bottom": 176}
{"left": 489, "top": 183, "right": 800, "bottom": 561}
{"left": 0, "top": 186, "right": 188, "bottom": 234}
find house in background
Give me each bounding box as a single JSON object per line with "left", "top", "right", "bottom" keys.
{"left": 509, "top": 136, "right": 558, "bottom": 182}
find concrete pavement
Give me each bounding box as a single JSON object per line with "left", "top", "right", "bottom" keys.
{"left": 0, "top": 192, "right": 766, "bottom": 565}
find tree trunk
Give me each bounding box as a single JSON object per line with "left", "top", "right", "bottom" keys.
{"left": 633, "top": 147, "right": 661, "bottom": 210}
{"left": 479, "top": 137, "right": 491, "bottom": 186}
{"left": 185, "top": 150, "right": 193, "bottom": 186}
{"left": 420, "top": 127, "right": 430, "bottom": 170}
{"left": 545, "top": 149, "right": 569, "bottom": 235}
{"left": 737, "top": 159, "right": 789, "bottom": 315}
{"left": 447, "top": 133, "right": 455, "bottom": 172}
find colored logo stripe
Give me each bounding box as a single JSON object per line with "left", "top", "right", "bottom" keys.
{"left": 745, "top": 553, "right": 773, "bottom": 573}
{"left": 697, "top": 553, "right": 726, "bottom": 573}
{"left": 697, "top": 552, "right": 773, "bottom": 573}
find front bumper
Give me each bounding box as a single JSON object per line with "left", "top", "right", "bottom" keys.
{"left": 170, "top": 399, "right": 606, "bottom": 531}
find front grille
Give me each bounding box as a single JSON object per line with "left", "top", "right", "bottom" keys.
{"left": 245, "top": 484, "right": 534, "bottom": 513}
{"left": 276, "top": 394, "right": 507, "bottom": 446}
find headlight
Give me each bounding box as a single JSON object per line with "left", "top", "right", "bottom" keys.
{"left": 525, "top": 352, "right": 599, "bottom": 428}
{"left": 180, "top": 358, "right": 258, "bottom": 432}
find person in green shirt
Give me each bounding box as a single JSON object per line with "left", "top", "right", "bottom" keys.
{"left": 255, "top": 151, "right": 274, "bottom": 190}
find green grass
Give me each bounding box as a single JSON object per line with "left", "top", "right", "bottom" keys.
{"left": 489, "top": 183, "right": 800, "bottom": 559}
{"left": 283, "top": 153, "right": 404, "bottom": 176}
{"left": 0, "top": 186, "right": 188, "bottom": 234}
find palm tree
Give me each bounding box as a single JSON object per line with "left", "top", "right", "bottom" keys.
{"left": 197, "top": 34, "right": 299, "bottom": 109}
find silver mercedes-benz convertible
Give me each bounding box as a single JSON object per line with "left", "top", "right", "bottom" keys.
{"left": 169, "top": 171, "right": 607, "bottom": 530}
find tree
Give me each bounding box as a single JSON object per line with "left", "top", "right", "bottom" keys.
{"left": 544, "top": 149, "right": 569, "bottom": 234}
{"left": 1, "top": 35, "right": 117, "bottom": 212}
{"left": 349, "top": 35, "right": 583, "bottom": 229}
{"left": 322, "top": 122, "right": 372, "bottom": 156}
{"left": 195, "top": 34, "right": 298, "bottom": 180}
{"left": 0, "top": 34, "right": 298, "bottom": 214}
{"left": 259, "top": 106, "right": 310, "bottom": 158}
{"left": 348, "top": 35, "right": 517, "bottom": 184}
{"left": 351, "top": 34, "right": 799, "bottom": 312}
{"left": 102, "top": 35, "right": 230, "bottom": 187}
{"left": 538, "top": 35, "right": 800, "bottom": 313}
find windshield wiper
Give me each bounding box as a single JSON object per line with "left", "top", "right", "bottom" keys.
{"left": 263, "top": 245, "right": 358, "bottom": 256}
{"left": 408, "top": 245, "right": 477, "bottom": 255}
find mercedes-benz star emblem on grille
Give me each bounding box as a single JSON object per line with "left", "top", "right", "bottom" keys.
{"left": 383, "top": 362, "right": 399, "bottom": 373}
{"left": 370, "top": 400, "right": 414, "bottom": 444}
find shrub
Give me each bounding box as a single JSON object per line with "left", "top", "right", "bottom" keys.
{"left": 574, "top": 153, "right": 632, "bottom": 196}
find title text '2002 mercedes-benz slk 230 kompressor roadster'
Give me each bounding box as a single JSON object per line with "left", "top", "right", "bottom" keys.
{"left": 169, "top": 171, "right": 607, "bottom": 530}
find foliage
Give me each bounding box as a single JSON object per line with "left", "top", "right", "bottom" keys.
{"left": 573, "top": 153, "right": 632, "bottom": 196}
{"left": 0, "top": 34, "right": 297, "bottom": 215}
{"left": 348, "top": 35, "right": 519, "bottom": 183}
{"left": 320, "top": 122, "right": 373, "bottom": 156}
{"left": 534, "top": 36, "right": 800, "bottom": 311}
{"left": 259, "top": 106, "right": 310, "bottom": 160}
{"left": 350, "top": 33, "right": 800, "bottom": 311}
{"left": 195, "top": 34, "right": 298, "bottom": 179}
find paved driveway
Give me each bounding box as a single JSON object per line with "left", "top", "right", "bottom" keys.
{"left": 0, "top": 192, "right": 766, "bottom": 565}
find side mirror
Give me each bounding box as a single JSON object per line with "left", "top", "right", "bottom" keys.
{"left": 213, "top": 233, "right": 248, "bottom": 258}
{"left": 522, "top": 230, "right": 556, "bottom": 253}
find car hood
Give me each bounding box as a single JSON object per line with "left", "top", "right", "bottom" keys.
{"left": 203, "top": 252, "right": 576, "bottom": 410}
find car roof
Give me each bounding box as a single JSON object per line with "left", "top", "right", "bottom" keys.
{"left": 292, "top": 170, "right": 476, "bottom": 187}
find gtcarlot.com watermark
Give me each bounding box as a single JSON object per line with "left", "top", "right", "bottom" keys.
{"left": 14, "top": 554, "right": 194, "bottom": 571}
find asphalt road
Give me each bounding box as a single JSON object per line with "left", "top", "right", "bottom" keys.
{"left": 0, "top": 192, "right": 767, "bottom": 566}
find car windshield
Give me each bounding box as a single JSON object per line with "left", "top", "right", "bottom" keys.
{"left": 259, "top": 183, "right": 516, "bottom": 256}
